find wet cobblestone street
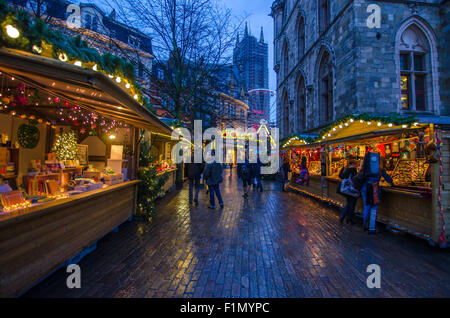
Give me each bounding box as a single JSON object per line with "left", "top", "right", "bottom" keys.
{"left": 25, "top": 170, "right": 450, "bottom": 298}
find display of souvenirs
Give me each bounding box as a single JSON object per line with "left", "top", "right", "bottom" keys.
{"left": 390, "top": 159, "right": 430, "bottom": 186}
{"left": 330, "top": 159, "right": 348, "bottom": 177}
{"left": 103, "top": 173, "right": 124, "bottom": 185}
{"left": 0, "top": 190, "right": 31, "bottom": 212}
{"left": 308, "top": 161, "right": 321, "bottom": 176}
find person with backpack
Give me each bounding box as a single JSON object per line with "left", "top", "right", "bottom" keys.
{"left": 186, "top": 156, "right": 205, "bottom": 204}
{"left": 237, "top": 158, "right": 253, "bottom": 197}
{"left": 203, "top": 151, "right": 224, "bottom": 209}
{"left": 297, "top": 156, "right": 310, "bottom": 186}
{"left": 360, "top": 150, "right": 394, "bottom": 234}
{"left": 338, "top": 160, "right": 358, "bottom": 224}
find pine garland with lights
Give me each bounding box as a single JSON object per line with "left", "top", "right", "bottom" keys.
{"left": 137, "top": 155, "right": 169, "bottom": 222}
{"left": 52, "top": 131, "right": 77, "bottom": 161}
{"left": 282, "top": 113, "right": 418, "bottom": 148}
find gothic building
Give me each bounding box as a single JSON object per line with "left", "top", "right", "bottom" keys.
{"left": 271, "top": 0, "right": 449, "bottom": 140}
{"left": 233, "top": 23, "right": 270, "bottom": 127}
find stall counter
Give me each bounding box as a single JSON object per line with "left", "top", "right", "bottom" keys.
{"left": 0, "top": 180, "right": 140, "bottom": 297}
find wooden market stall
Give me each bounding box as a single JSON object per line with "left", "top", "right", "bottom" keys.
{"left": 282, "top": 115, "right": 450, "bottom": 247}
{"left": 0, "top": 48, "right": 174, "bottom": 297}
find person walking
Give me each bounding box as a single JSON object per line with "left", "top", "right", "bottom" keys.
{"left": 338, "top": 160, "right": 358, "bottom": 224}
{"left": 186, "top": 158, "right": 205, "bottom": 204}
{"left": 281, "top": 157, "right": 291, "bottom": 191}
{"left": 203, "top": 152, "right": 224, "bottom": 209}
{"left": 237, "top": 158, "right": 253, "bottom": 197}
{"left": 359, "top": 151, "right": 394, "bottom": 234}
{"left": 253, "top": 157, "right": 264, "bottom": 192}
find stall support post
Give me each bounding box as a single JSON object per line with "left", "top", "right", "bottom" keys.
{"left": 132, "top": 127, "right": 140, "bottom": 180}
{"left": 430, "top": 124, "right": 441, "bottom": 245}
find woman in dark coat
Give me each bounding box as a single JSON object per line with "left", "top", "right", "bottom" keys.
{"left": 338, "top": 160, "right": 358, "bottom": 224}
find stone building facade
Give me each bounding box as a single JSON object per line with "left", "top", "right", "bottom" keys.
{"left": 271, "top": 0, "right": 449, "bottom": 140}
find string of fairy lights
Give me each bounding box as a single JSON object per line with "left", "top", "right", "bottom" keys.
{"left": 282, "top": 116, "right": 420, "bottom": 148}
{"left": 0, "top": 72, "right": 128, "bottom": 139}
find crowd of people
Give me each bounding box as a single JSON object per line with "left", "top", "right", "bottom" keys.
{"left": 185, "top": 152, "right": 265, "bottom": 210}
{"left": 187, "top": 148, "right": 393, "bottom": 234}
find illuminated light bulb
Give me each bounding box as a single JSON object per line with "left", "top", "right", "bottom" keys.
{"left": 133, "top": 94, "right": 138, "bottom": 100}
{"left": 11, "top": 111, "right": 16, "bottom": 116}
{"left": 345, "top": 123, "right": 349, "bottom": 126}
{"left": 92, "top": 64, "right": 98, "bottom": 71}
{"left": 32, "top": 45, "right": 42, "bottom": 54}
{"left": 109, "top": 135, "right": 116, "bottom": 140}
{"left": 414, "top": 122, "right": 418, "bottom": 126}
{"left": 402, "top": 124, "right": 407, "bottom": 128}
{"left": 360, "top": 120, "right": 364, "bottom": 123}
{"left": 322, "top": 136, "right": 326, "bottom": 139}
{"left": 117, "top": 106, "right": 122, "bottom": 110}
{"left": 115, "top": 77, "right": 121, "bottom": 83}
{"left": 333, "top": 128, "right": 336, "bottom": 131}
{"left": 5, "top": 25, "right": 19, "bottom": 38}
{"left": 339, "top": 125, "right": 343, "bottom": 129}
{"left": 74, "top": 61, "right": 82, "bottom": 67}
{"left": 350, "top": 119, "right": 354, "bottom": 123}
{"left": 367, "top": 122, "right": 372, "bottom": 125}
{"left": 377, "top": 122, "right": 382, "bottom": 126}
{"left": 388, "top": 123, "right": 393, "bottom": 127}
{"left": 328, "top": 133, "right": 331, "bottom": 137}
{"left": 108, "top": 74, "right": 114, "bottom": 78}
{"left": 58, "top": 52, "right": 68, "bottom": 62}
{"left": 125, "top": 83, "right": 131, "bottom": 89}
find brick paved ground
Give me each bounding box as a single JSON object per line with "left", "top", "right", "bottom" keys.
{"left": 25, "top": 169, "right": 450, "bottom": 298}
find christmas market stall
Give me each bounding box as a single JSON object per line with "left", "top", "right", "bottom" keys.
{"left": 282, "top": 114, "right": 450, "bottom": 247}
{"left": 0, "top": 44, "right": 173, "bottom": 296}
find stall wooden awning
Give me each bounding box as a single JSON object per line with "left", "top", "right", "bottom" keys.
{"left": 284, "top": 121, "right": 427, "bottom": 148}
{"left": 0, "top": 48, "right": 172, "bottom": 135}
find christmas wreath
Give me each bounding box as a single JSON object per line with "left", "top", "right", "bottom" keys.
{"left": 17, "top": 123, "right": 40, "bottom": 149}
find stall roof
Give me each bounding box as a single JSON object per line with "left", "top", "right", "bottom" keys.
{"left": 283, "top": 117, "right": 431, "bottom": 149}
{"left": 0, "top": 48, "right": 173, "bottom": 135}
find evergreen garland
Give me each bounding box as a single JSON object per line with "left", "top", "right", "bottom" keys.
{"left": 282, "top": 113, "right": 417, "bottom": 147}
{"left": 137, "top": 155, "right": 169, "bottom": 222}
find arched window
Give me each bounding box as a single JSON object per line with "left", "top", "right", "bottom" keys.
{"left": 297, "top": 75, "right": 306, "bottom": 131}
{"left": 318, "top": 51, "right": 333, "bottom": 124}
{"left": 398, "top": 25, "right": 430, "bottom": 112}
{"left": 318, "top": 0, "right": 330, "bottom": 34}
{"left": 297, "top": 15, "right": 305, "bottom": 59}
{"left": 283, "top": 91, "right": 290, "bottom": 137}
{"left": 282, "top": 41, "right": 289, "bottom": 78}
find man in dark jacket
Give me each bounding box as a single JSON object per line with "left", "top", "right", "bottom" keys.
{"left": 281, "top": 158, "right": 291, "bottom": 191}
{"left": 237, "top": 159, "right": 253, "bottom": 197}
{"left": 186, "top": 159, "right": 205, "bottom": 204}
{"left": 203, "top": 153, "right": 224, "bottom": 209}
{"left": 338, "top": 160, "right": 358, "bottom": 224}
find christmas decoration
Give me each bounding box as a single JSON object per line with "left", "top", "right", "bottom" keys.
{"left": 17, "top": 122, "right": 39, "bottom": 149}
{"left": 0, "top": 1, "right": 154, "bottom": 113}
{"left": 52, "top": 131, "right": 77, "bottom": 161}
